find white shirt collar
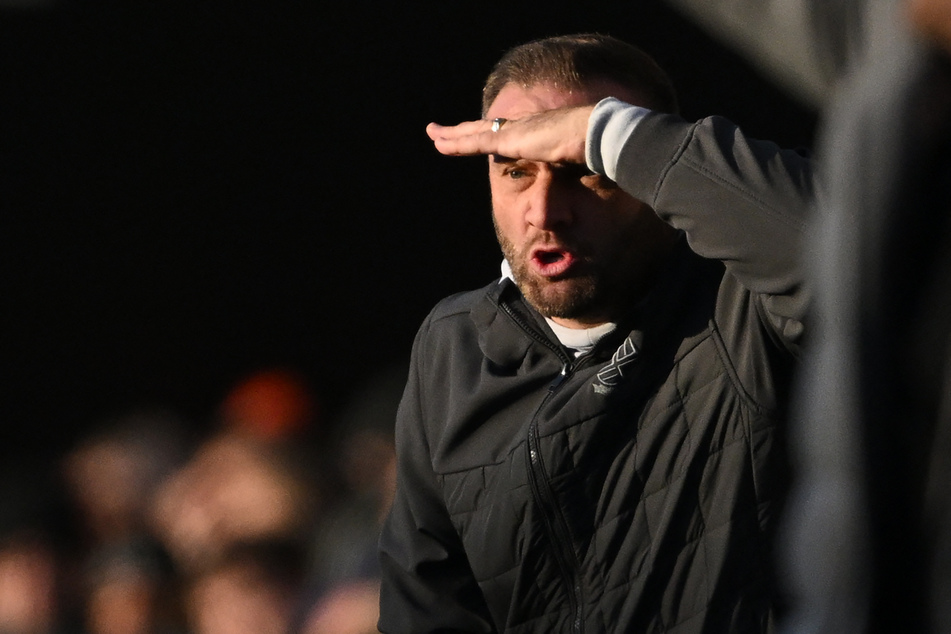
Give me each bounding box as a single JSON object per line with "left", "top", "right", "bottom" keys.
{"left": 545, "top": 318, "right": 617, "bottom": 357}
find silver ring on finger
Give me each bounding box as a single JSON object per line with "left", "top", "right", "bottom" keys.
{"left": 491, "top": 117, "right": 507, "bottom": 133}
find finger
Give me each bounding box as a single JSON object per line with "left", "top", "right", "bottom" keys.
{"left": 427, "top": 121, "right": 503, "bottom": 157}
{"left": 432, "top": 133, "right": 500, "bottom": 157}
{"left": 426, "top": 119, "right": 493, "bottom": 142}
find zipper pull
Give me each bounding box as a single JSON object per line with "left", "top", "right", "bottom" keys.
{"left": 549, "top": 363, "right": 570, "bottom": 390}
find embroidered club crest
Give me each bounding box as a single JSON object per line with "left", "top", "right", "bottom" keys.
{"left": 594, "top": 337, "right": 638, "bottom": 394}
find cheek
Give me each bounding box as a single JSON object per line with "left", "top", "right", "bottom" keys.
{"left": 490, "top": 196, "right": 523, "bottom": 239}
{"left": 489, "top": 178, "right": 517, "bottom": 211}
{"left": 491, "top": 211, "right": 517, "bottom": 253}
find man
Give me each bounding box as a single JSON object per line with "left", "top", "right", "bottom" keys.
{"left": 379, "top": 34, "right": 813, "bottom": 633}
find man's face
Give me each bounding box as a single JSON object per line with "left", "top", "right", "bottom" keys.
{"left": 485, "top": 80, "right": 678, "bottom": 328}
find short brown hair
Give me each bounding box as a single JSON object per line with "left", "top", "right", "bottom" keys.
{"left": 481, "top": 33, "right": 678, "bottom": 116}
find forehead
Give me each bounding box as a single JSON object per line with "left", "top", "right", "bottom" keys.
{"left": 485, "top": 79, "right": 644, "bottom": 120}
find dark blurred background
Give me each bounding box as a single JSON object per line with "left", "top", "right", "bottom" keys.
{"left": 2, "top": 0, "right": 818, "bottom": 462}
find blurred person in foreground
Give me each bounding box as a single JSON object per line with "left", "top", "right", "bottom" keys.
{"left": 769, "top": 0, "right": 951, "bottom": 631}
{"left": 378, "top": 33, "right": 814, "bottom": 633}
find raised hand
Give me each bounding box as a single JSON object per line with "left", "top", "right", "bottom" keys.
{"left": 425, "top": 105, "right": 595, "bottom": 165}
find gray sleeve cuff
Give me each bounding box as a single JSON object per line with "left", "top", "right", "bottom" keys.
{"left": 585, "top": 97, "right": 651, "bottom": 181}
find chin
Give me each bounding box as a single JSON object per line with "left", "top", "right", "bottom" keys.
{"left": 522, "top": 278, "right": 601, "bottom": 321}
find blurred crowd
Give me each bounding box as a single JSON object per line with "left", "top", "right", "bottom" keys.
{"left": 0, "top": 363, "right": 406, "bottom": 634}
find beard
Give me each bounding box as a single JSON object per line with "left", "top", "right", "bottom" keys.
{"left": 490, "top": 189, "right": 678, "bottom": 325}
{"left": 496, "top": 229, "right": 606, "bottom": 321}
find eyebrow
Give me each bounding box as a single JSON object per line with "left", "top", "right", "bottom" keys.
{"left": 491, "top": 155, "right": 587, "bottom": 175}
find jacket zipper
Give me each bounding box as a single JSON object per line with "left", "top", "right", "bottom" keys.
{"left": 500, "top": 301, "right": 585, "bottom": 634}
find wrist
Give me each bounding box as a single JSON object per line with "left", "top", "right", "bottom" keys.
{"left": 586, "top": 97, "right": 651, "bottom": 180}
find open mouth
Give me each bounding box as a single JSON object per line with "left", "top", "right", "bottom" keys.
{"left": 531, "top": 247, "right": 575, "bottom": 277}
{"left": 535, "top": 250, "right": 565, "bottom": 265}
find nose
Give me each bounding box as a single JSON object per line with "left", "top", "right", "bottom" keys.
{"left": 525, "top": 171, "right": 572, "bottom": 230}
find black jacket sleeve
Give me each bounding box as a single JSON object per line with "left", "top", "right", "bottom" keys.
{"left": 614, "top": 111, "right": 814, "bottom": 356}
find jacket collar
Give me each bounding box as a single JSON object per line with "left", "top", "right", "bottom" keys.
{"left": 470, "top": 278, "right": 548, "bottom": 371}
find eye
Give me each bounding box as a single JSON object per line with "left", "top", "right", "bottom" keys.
{"left": 491, "top": 159, "right": 537, "bottom": 189}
